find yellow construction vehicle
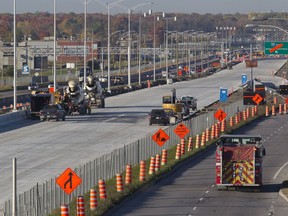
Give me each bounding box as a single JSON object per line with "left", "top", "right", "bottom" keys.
{"left": 162, "top": 88, "right": 189, "bottom": 119}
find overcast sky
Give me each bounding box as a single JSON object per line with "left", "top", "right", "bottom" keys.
{"left": 1, "top": 0, "right": 287, "bottom": 14}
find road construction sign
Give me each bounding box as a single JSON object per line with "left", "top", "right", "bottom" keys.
{"left": 56, "top": 167, "right": 82, "bottom": 195}
{"left": 214, "top": 109, "right": 227, "bottom": 122}
{"left": 174, "top": 123, "right": 190, "bottom": 139}
{"left": 252, "top": 93, "right": 263, "bottom": 105}
{"left": 152, "top": 129, "right": 170, "bottom": 146}
{"left": 264, "top": 42, "right": 288, "bottom": 55}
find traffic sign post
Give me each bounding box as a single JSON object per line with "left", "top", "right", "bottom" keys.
{"left": 152, "top": 129, "right": 170, "bottom": 147}
{"left": 264, "top": 42, "right": 288, "bottom": 55}
{"left": 174, "top": 123, "right": 190, "bottom": 139}
{"left": 56, "top": 167, "right": 82, "bottom": 195}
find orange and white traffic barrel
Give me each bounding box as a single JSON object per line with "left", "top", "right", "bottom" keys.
{"left": 139, "top": 160, "right": 146, "bottom": 181}
{"left": 10, "top": 104, "right": 13, "bottom": 109}
{"left": 200, "top": 131, "right": 206, "bottom": 147}
{"left": 61, "top": 205, "right": 69, "bottom": 216}
{"left": 195, "top": 134, "right": 200, "bottom": 149}
{"left": 205, "top": 128, "right": 209, "bottom": 142}
{"left": 279, "top": 104, "right": 283, "bottom": 115}
{"left": 125, "top": 165, "right": 132, "bottom": 184}
{"left": 161, "top": 149, "right": 167, "bottom": 165}
{"left": 147, "top": 80, "right": 151, "bottom": 88}
{"left": 272, "top": 105, "right": 276, "bottom": 116}
{"left": 155, "top": 154, "right": 161, "bottom": 171}
{"left": 98, "top": 179, "right": 107, "bottom": 199}
{"left": 273, "top": 96, "right": 277, "bottom": 105}
{"left": 235, "top": 114, "right": 239, "bottom": 124}
{"left": 215, "top": 123, "right": 219, "bottom": 138}
{"left": 243, "top": 110, "right": 247, "bottom": 121}
{"left": 77, "top": 196, "right": 85, "bottom": 216}
{"left": 2, "top": 106, "right": 6, "bottom": 110}
{"left": 265, "top": 106, "right": 269, "bottom": 117}
{"left": 210, "top": 125, "right": 215, "bottom": 140}
{"left": 175, "top": 144, "right": 181, "bottom": 159}
{"left": 187, "top": 137, "right": 193, "bottom": 152}
{"left": 116, "top": 174, "right": 123, "bottom": 192}
{"left": 90, "top": 189, "right": 98, "bottom": 210}
{"left": 149, "top": 157, "right": 155, "bottom": 175}
{"left": 284, "top": 103, "right": 287, "bottom": 114}
{"left": 229, "top": 116, "right": 234, "bottom": 127}
{"left": 220, "top": 120, "right": 226, "bottom": 133}
{"left": 246, "top": 107, "right": 250, "bottom": 119}
{"left": 251, "top": 106, "right": 255, "bottom": 117}
{"left": 181, "top": 139, "right": 186, "bottom": 155}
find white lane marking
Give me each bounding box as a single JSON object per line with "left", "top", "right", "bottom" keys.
{"left": 199, "top": 197, "right": 203, "bottom": 201}
{"left": 273, "top": 161, "right": 288, "bottom": 180}
{"left": 193, "top": 207, "right": 197, "bottom": 211}
{"left": 103, "top": 114, "right": 126, "bottom": 122}
{"left": 205, "top": 190, "right": 209, "bottom": 194}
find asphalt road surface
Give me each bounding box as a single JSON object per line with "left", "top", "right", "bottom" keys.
{"left": 108, "top": 114, "right": 288, "bottom": 216}
{"left": 0, "top": 59, "right": 286, "bottom": 212}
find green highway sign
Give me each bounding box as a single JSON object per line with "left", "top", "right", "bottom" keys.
{"left": 264, "top": 41, "right": 288, "bottom": 55}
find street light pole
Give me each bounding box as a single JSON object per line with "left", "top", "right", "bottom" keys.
{"left": 53, "top": 0, "right": 57, "bottom": 93}
{"left": 13, "top": 0, "right": 17, "bottom": 111}
{"left": 117, "top": 2, "right": 153, "bottom": 88}
{"left": 94, "top": 0, "right": 125, "bottom": 92}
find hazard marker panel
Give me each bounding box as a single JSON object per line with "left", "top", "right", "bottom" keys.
{"left": 174, "top": 123, "right": 190, "bottom": 139}
{"left": 214, "top": 108, "right": 227, "bottom": 122}
{"left": 56, "top": 167, "right": 82, "bottom": 195}
{"left": 152, "top": 129, "right": 170, "bottom": 147}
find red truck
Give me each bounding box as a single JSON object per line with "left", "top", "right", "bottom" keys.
{"left": 215, "top": 134, "right": 266, "bottom": 188}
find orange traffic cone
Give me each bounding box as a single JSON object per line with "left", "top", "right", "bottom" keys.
{"left": 77, "top": 196, "right": 85, "bottom": 216}
{"left": 175, "top": 144, "right": 181, "bottom": 159}
{"left": 139, "top": 160, "right": 146, "bottom": 181}
{"left": 161, "top": 149, "right": 167, "bottom": 165}
{"left": 90, "top": 189, "right": 97, "bottom": 210}
{"left": 125, "top": 165, "right": 132, "bottom": 184}
{"left": 155, "top": 154, "right": 161, "bottom": 171}
{"left": 187, "top": 137, "right": 193, "bottom": 152}
{"left": 116, "top": 174, "right": 123, "bottom": 192}
{"left": 61, "top": 205, "right": 69, "bottom": 216}
{"left": 98, "top": 179, "right": 107, "bottom": 199}
{"left": 181, "top": 139, "right": 186, "bottom": 155}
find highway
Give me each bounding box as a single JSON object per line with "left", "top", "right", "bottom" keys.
{"left": 0, "top": 59, "right": 286, "bottom": 212}
{"left": 109, "top": 114, "right": 288, "bottom": 216}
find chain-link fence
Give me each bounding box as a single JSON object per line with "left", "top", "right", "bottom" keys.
{"left": 4, "top": 100, "right": 245, "bottom": 216}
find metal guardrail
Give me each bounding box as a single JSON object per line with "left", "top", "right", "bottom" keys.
{"left": 3, "top": 99, "right": 246, "bottom": 216}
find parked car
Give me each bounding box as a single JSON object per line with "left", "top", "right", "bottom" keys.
{"left": 28, "top": 82, "right": 39, "bottom": 91}
{"left": 112, "top": 76, "right": 124, "bottom": 85}
{"left": 99, "top": 76, "right": 108, "bottom": 83}
{"left": 40, "top": 104, "right": 66, "bottom": 121}
{"left": 148, "top": 109, "right": 170, "bottom": 126}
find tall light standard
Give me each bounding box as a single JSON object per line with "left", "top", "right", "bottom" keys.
{"left": 13, "top": 0, "right": 17, "bottom": 111}
{"left": 94, "top": 0, "right": 126, "bottom": 92}
{"left": 53, "top": 0, "right": 57, "bottom": 92}
{"left": 117, "top": 2, "right": 153, "bottom": 88}
{"left": 158, "top": 13, "right": 176, "bottom": 82}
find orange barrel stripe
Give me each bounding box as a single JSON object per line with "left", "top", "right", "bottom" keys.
{"left": 175, "top": 144, "right": 181, "bottom": 159}
{"left": 116, "top": 173, "right": 123, "bottom": 192}
{"left": 61, "top": 205, "right": 69, "bottom": 216}
{"left": 161, "top": 149, "right": 167, "bottom": 165}
{"left": 98, "top": 179, "right": 107, "bottom": 199}
{"left": 125, "top": 165, "right": 132, "bottom": 184}
{"left": 187, "top": 137, "right": 193, "bottom": 152}
{"left": 77, "top": 196, "right": 85, "bottom": 216}
{"left": 90, "top": 189, "right": 98, "bottom": 210}
{"left": 139, "top": 160, "right": 146, "bottom": 181}
{"left": 181, "top": 139, "right": 186, "bottom": 155}
{"left": 155, "top": 154, "right": 161, "bottom": 171}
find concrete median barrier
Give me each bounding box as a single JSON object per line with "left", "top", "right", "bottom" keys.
{"left": 0, "top": 110, "right": 28, "bottom": 126}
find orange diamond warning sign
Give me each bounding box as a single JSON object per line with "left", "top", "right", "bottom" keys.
{"left": 214, "top": 108, "right": 227, "bottom": 122}
{"left": 152, "top": 129, "right": 170, "bottom": 146}
{"left": 252, "top": 93, "right": 263, "bottom": 105}
{"left": 56, "top": 167, "right": 82, "bottom": 195}
{"left": 174, "top": 123, "right": 190, "bottom": 139}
